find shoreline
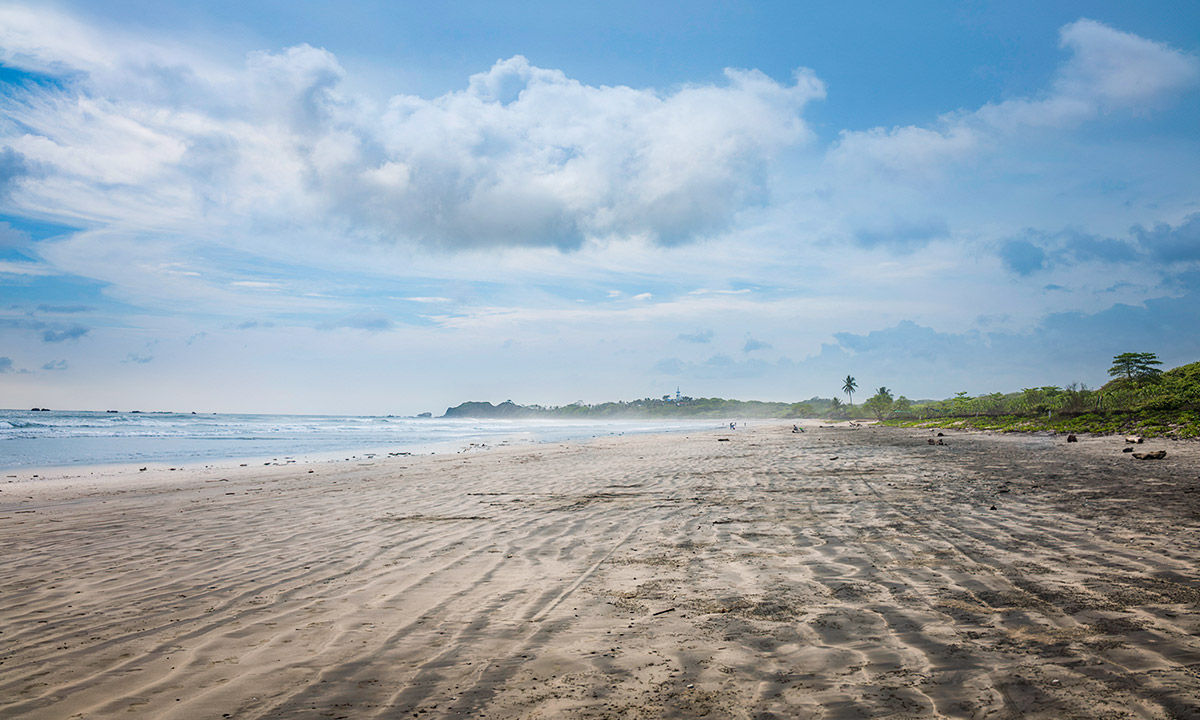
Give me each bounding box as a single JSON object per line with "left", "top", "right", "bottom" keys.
{"left": 4, "top": 423, "right": 1198, "bottom": 718}
{"left": 0, "top": 417, "right": 731, "bottom": 476}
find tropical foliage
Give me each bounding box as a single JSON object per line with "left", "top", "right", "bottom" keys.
{"left": 842, "top": 375, "right": 857, "bottom": 406}
{"left": 442, "top": 353, "right": 1200, "bottom": 437}
{"left": 884, "top": 354, "right": 1200, "bottom": 438}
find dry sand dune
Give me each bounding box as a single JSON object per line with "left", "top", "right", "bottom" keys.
{"left": 2, "top": 425, "right": 1199, "bottom": 719}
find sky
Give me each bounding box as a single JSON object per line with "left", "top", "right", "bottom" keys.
{"left": 1, "top": 1, "right": 1199, "bottom": 414}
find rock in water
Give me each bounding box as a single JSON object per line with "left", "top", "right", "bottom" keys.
{"left": 1066, "top": 434, "right": 1077, "bottom": 443}
{"left": 1132, "top": 450, "right": 1167, "bottom": 460}
{"left": 1125, "top": 435, "right": 1143, "bottom": 444}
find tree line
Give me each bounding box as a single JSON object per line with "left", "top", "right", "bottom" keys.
{"left": 850, "top": 352, "right": 1199, "bottom": 423}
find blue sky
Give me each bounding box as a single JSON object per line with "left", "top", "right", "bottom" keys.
{"left": 1, "top": 1, "right": 1198, "bottom": 413}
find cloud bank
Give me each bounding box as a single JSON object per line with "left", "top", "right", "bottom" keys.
{"left": 0, "top": 6, "right": 1198, "bottom": 413}
{"left": 0, "top": 6, "right": 825, "bottom": 250}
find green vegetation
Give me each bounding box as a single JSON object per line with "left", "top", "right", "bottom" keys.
{"left": 443, "top": 396, "right": 823, "bottom": 419}
{"left": 443, "top": 394, "right": 869, "bottom": 420}
{"left": 862, "top": 386, "right": 894, "bottom": 421}
{"left": 1108, "top": 352, "right": 1163, "bottom": 383}
{"left": 441, "top": 354, "right": 1200, "bottom": 438}
{"left": 882, "top": 354, "right": 1200, "bottom": 439}
{"left": 842, "top": 375, "right": 857, "bottom": 406}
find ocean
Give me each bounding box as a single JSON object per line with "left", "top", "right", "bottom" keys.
{"left": 0, "top": 409, "right": 718, "bottom": 471}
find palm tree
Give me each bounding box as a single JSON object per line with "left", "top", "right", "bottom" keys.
{"left": 842, "top": 375, "right": 857, "bottom": 406}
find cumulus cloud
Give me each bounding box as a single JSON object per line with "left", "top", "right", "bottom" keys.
{"left": 830, "top": 19, "right": 1199, "bottom": 179}
{"left": 0, "top": 6, "right": 825, "bottom": 251}
{"left": 42, "top": 359, "right": 67, "bottom": 370}
{"left": 0, "top": 356, "right": 12, "bottom": 372}
{"left": 994, "top": 217, "right": 1198, "bottom": 275}
{"left": 743, "top": 337, "right": 772, "bottom": 353}
{"left": 124, "top": 353, "right": 153, "bottom": 364}
{"left": 1053, "top": 19, "right": 1200, "bottom": 113}
{"left": 1133, "top": 213, "right": 1200, "bottom": 264}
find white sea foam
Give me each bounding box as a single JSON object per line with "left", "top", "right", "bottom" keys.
{"left": 0, "top": 410, "right": 717, "bottom": 470}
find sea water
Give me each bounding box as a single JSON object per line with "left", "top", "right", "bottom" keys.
{"left": 0, "top": 410, "right": 718, "bottom": 470}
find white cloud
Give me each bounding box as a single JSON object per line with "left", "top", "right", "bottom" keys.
{"left": 0, "top": 9, "right": 825, "bottom": 253}
{"left": 1054, "top": 18, "right": 1200, "bottom": 111}
{"left": 0, "top": 259, "right": 57, "bottom": 275}
{"left": 831, "top": 19, "right": 1199, "bottom": 176}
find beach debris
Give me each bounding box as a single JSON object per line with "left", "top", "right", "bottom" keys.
{"left": 717, "top": 438, "right": 730, "bottom": 442}
{"left": 1066, "top": 434, "right": 1078, "bottom": 443}
{"left": 1122, "top": 447, "right": 1134, "bottom": 453}
{"left": 937, "top": 432, "right": 945, "bottom": 437}
{"left": 139, "top": 467, "right": 147, "bottom": 471}
{"left": 989, "top": 505, "right": 997, "bottom": 510}
{"left": 927, "top": 438, "right": 935, "bottom": 444}
{"left": 651, "top": 607, "right": 676, "bottom": 616}
{"left": 1132, "top": 450, "right": 1167, "bottom": 460}
{"left": 1125, "top": 436, "right": 1144, "bottom": 444}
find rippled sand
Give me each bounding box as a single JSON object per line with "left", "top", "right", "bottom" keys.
{"left": 2, "top": 424, "right": 1199, "bottom": 718}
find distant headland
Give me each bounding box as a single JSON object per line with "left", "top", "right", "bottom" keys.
{"left": 442, "top": 396, "right": 819, "bottom": 419}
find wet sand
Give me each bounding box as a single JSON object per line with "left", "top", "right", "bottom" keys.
{"left": 2, "top": 424, "right": 1199, "bottom": 719}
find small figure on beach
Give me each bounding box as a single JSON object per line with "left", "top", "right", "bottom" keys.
{"left": 729, "top": 422, "right": 736, "bottom": 430}
{"left": 792, "top": 424, "right": 804, "bottom": 433}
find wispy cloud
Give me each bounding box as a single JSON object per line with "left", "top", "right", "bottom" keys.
{"left": 36, "top": 304, "right": 93, "bottom": 313}
{"left": 41, "top": 324, "right": 89, "bottom": 342}
{"left": 320, "top": 314, "right": 395, "bottom": 332}
{"left": 743, "top": 337, "right": 772, "bottom": 353}
{"left": 677, "top": 329, "right": 713, "bottom": 344}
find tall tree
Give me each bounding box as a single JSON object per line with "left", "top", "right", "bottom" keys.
{"left": 863, "top": 387, "right": 895, "bottom": 421}
{"left": 1108, "top": 352, "right": 1162, "bottom": 383}
{"left": 842, "top": 375, "right": 857, "bottom": 406}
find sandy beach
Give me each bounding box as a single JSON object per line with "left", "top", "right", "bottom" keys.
{"left": 2, "top": 424, "right": 1199, "bottom": 719}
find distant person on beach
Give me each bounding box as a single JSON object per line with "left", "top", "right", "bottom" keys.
{"left": 729, "top": 422, "right": 736, "bottom": 430}
{"left": 793, "top": 424, "right": 804, "bottom": 433}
